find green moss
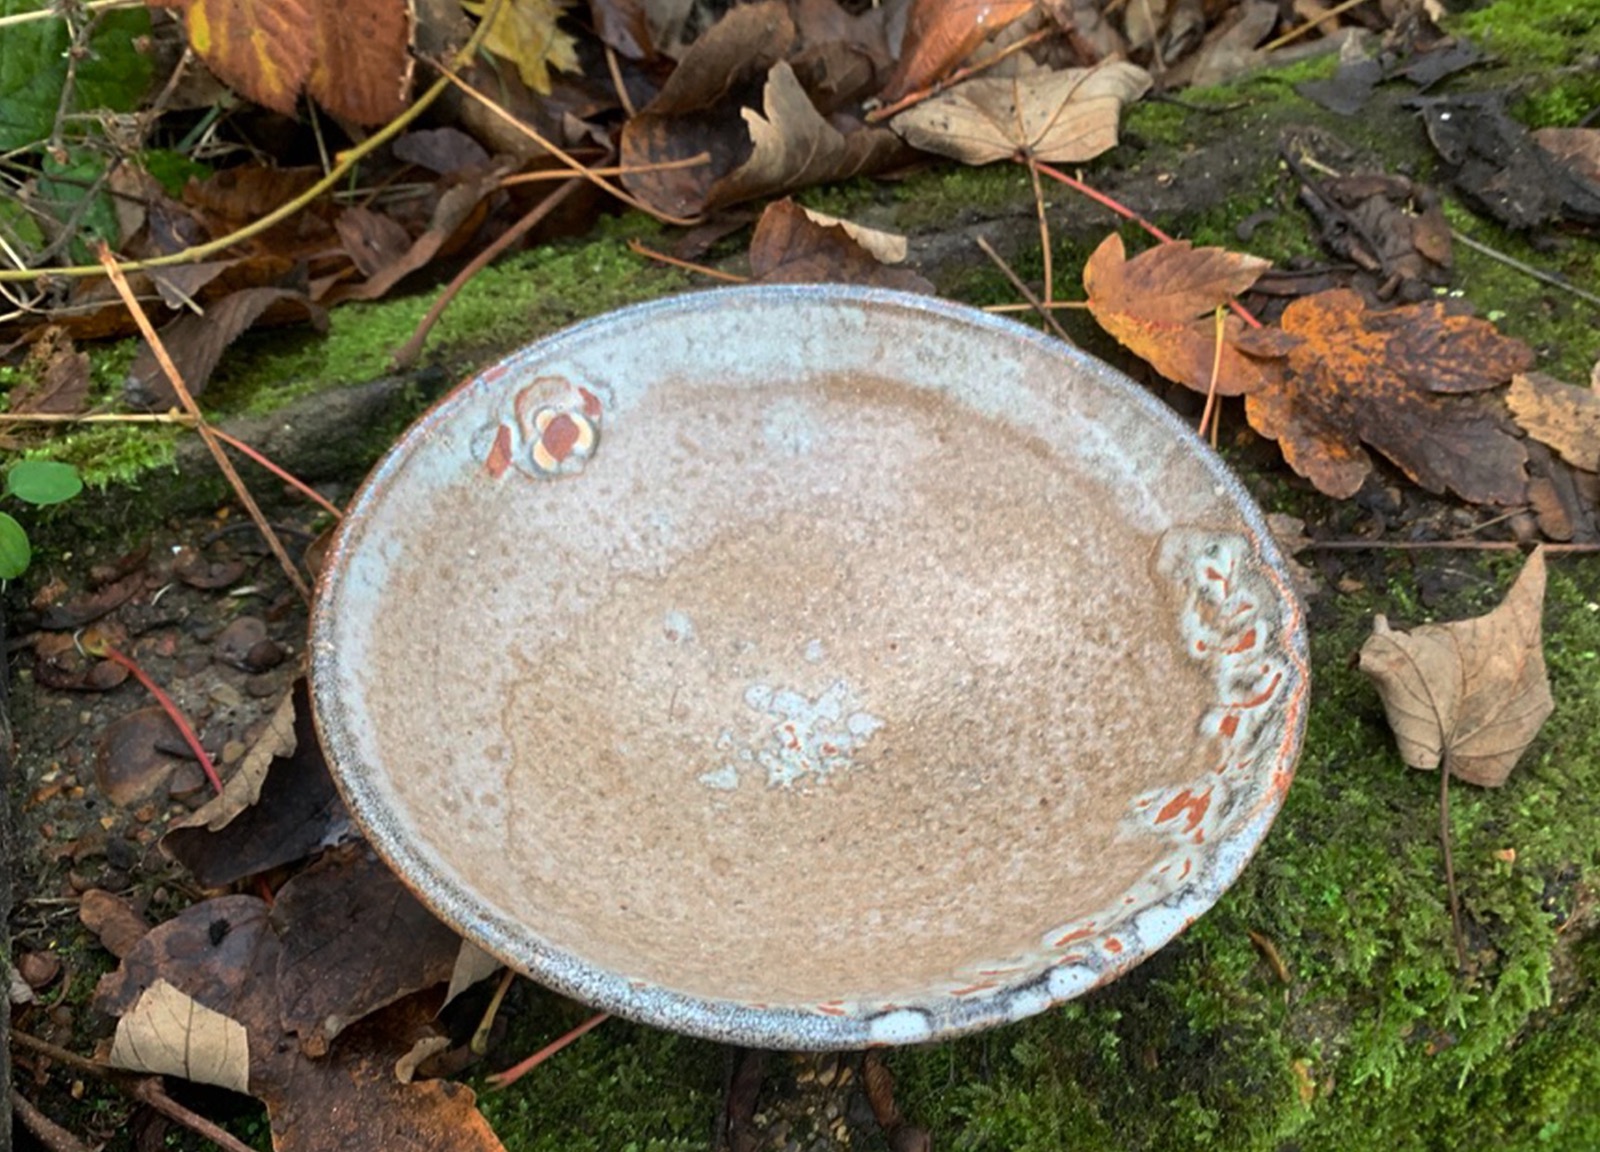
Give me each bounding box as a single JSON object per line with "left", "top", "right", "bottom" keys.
{"left": 892, "top": 164, "right": 1036, "bottom": 232}
{"left": 1448, "top": 0, "right": 1600, "bottom": 127}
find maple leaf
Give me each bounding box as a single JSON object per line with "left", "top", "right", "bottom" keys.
{"left": 891, "top": 60, "right": 1150, "bottom": 165}
{"left": 1082, "top": 233, "right": 1271, "bottom": 396}
{"left": 461, "top": 0, "right": 580, "bottom": 96}
{"left": 1236, "top": 289, "right": 1535, "bottom": 503}
{"left": 878, "top": 0, "right": 1036, "bottom": 104}
{"left": 1359, "top": 547, "right": 1552, "bottom": 788}
{"left": 148, "top": 0, "right": 413, "bottom": 124}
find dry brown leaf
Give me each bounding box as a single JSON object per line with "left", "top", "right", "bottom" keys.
{"left": 110, "top": 978, "right": 251, "bottom": 1094}
{"left": 1237, "top": 289, "right": 1535, "bottom": 503}
{"left": 1359, "top": 547, "right": 1553, "bottom": 788}
{"left": 1083, "top": 232, "right": 1271, "bottom": 396}
{"left": 79, "top": 889, "right": 151, "bottom": 959}
{"left": 148, "top": 0, "right": 413, "bottom": 124}
{"left": 1533, "top": 127, "right": 1600, "bottom": 187}
{"left": 891, "top": 60, "right": 1151, "bottom": 165}
{"left": 878, "top": 0, "right": 1036, "bottom": 103}
{"left": 748, "top": 198, "right": 933, "bottom": 293}
{"left": 1508, "top": 371, "right": 1600, "bottom": 473}
{"left": 443, "top": 941, "right": 503, "bottom": 1008}
{"left": 801, "top": 207, "right": 907, "bottom": 262}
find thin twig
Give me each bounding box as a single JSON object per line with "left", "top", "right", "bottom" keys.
{"left": 472, "top": 968, "right": 517, "bottom": 1056}
{"left": 604, "top": 44, "right": 638, "bottom": 119}
{"left": 130, "top": 1077, "right": 259, "bottom": 1152}
{"left": 0, "top": 411, "right": 197, "bottom": 426}
{"left": 1026, "top": 154, "right": 1053, "bottom": 305}
{"left": 975, "top": 234, "right": 1074, "bottom": 344}
{"left": 91, "top": 643, "right": 224, "bottom": 794}
{"left": 437, "top": 65, "right": 699, "bottom": 226}
{"left": 392, "top": 176, "right": 586, "bottom": 368}
{"left": 208, "top": 426, "right": 344, "bottom": 519}
{"left": 1304, "top": 539, "right": 1600, "bottom": 554}
{"left": 1246, "top": 928, "right": 1292, "bottom": 984}
{"left": 13, "top": 1030, "right": 106, "bottom": 1076}
{"left": 486, "top": 1012, "right": 610, "bottom": 1089}
{"left": 866, "top": 27, "right": 1053, "bottom": 123}
{"left": 1261, "top": 0, "right": 1371, "bottom": 54}
{"left": 0, "top": 0, "right": 141, "bottom": 28}
{"left": 498, "top": 152, "right": 710, "bottom": 187}
{"left": 983, "top": 300, "right": 1091, "bottom": 313}
{"left": 98, "top": 247, "right": 312, "bottom": 601}
{"left": 1451, "top": 230, "right": 1600, "bottom": 311}
{"left": 1198, "top": 305, "right": 1226, "bottom": 444}
{"left": 1441, "top": 758, "right": 1467, "bottom": 972}
{"left": 11, "top": 1088, "right": 94, "bottom": 1152}
{"left": 626, "top": 238, "right": 750, "bottom": 283}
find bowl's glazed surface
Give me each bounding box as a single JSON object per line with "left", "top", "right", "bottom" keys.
{"left": 310, "top": 285, "right": 1309, "bottom": 1048}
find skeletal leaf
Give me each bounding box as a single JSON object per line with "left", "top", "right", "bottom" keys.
{"left": 110, "top": 978, "right": 251, "bottom": 1093}
{"left": 1360, "top": 547, "right": 1553, "bottom": 787}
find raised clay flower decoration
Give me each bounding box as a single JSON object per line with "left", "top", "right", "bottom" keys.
{"left": 480, "top": 375, "right": 604, "bottom": 479}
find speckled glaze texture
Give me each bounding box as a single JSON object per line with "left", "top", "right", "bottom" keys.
{"left": 309, "top": 285, "right": 1310, "bottom": 1050}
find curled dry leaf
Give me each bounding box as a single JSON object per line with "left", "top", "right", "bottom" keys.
{"left": 1359, "top": 547, "right": 1553, "bottom": 788}
{"left": 1237, "top": 289, "right": 1535, "bottom": 504}
{"left": 891, "top": 60, "right": 1151, "bottom": 165}
{"left": 1083, "top": 233, "right": 1271, "bottom": 396}
{"left": 749, "top": 198, "right": 932, "bottom": 293}
{"left": 110, "top": 978, "right": 251, "bottom": 1094}
{"left": 1507, "top": 371, "right": 1600, "bottom": 474}
{"left": 877, "top": 0, "right": 1037, "bottom": 104}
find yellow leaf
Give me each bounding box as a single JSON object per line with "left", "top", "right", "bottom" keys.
{"left": 461, "top": 0, "right": 580, "bottom": 95}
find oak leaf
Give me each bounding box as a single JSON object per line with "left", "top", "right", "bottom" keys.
{"left": 878, "top": 0, "right": 1036, "bottom": 104}
{"left": 1359, "top": 547, "right": 1552, "bottom": 788}
{"left": 1507, "top": 371, "right": 1600, "bottom": 473}
{"left": 1237, "top": 289, "right": 1535, "bottom": 503}
{"left": 1083, "top": 233, "right": 1271, "bottom": 396}
{"left": 891, "top": 60, "right": 1150, "bottom": 165}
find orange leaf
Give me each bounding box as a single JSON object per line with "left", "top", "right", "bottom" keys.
{"left": 1237, "top": 289, "right": 1535, "bottom": 503}
{"left": 878, "top": 0, "right": 1035, "bottom": 103}
{"left": 149, "top": 0, "right": 413, "bottom": 124}
{"left": 1083, "top": 233, "right": 1271, "bottom": 396}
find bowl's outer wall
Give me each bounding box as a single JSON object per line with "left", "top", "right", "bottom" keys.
{"left": 310, "top": 285, "right": 1310, "bottom": 1049}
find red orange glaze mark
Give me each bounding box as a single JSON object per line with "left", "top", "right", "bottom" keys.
{"left": 531, "top": 407, "right": 598, "bottom": 474}
{"left": 816, "top": 1002, "right": 848, "bottom": 1017}
{"left": 1156, "top": 786, "right": 1212, "bottom": 834}
{"left": 1218, "top": 713, "right": 1241, "bottom": 739}
{"left": 1104, "top": 938, "right": 1124, "bottom": 954}
{"left": 1057, "top": 953, "right": 1086, "bottom": 965}
{"left": 1053, "top": 925, "right": 1097, "bottom": 947}
{"left": 484, "top": 424, "right": 513, "bottom": 478}
{"left": 1179, "top": 858, "right": 1192, "bottom": 880}
{"left": 949, "top": 981, "right": 999, "bottom": 997}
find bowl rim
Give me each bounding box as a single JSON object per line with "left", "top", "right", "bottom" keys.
{"left": 309, "top": 283, "right": 1310, "bottom": 1049}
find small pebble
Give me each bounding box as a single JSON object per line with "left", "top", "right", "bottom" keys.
{"left": 214, "top": 616, "right": 269, "bottom": 669}
{"left": 18, "top": 951, "right": 62, "bottom": 990}
{"left": 209, "top": 682, "right": 245, "bottom": 710}
{"left": 245, "top": 674, "right": 281, "bottom": 699}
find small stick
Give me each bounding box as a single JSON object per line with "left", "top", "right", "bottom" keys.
{"left": 0, "top": 412, "right": 197, "bottom": 426}
{"left": 499, "top": 153, "right": 710, "bottom": 187}
{"left": 1198, "top": 305, "right": 1226, "bottom": 445}
{"left": 130, "top": 1077, "right": 259, "bottom": 1152}
{"left": 604, "top": 44, "right": 638, "bottom": 119}
{"left": 0, "top": 0, "right": 141, "bottom": 29}
{"left": 392, "top": 177, "right": 586, "bottom": 368}
{"left": 1304, "top": 539, "right": 1600, "bottom": 554}
{"left": 1260, "top": 0, "right": 1371, "bottom": 53}
{"left": 486, "top": 1012, "right": 610, "bottom": 1089}
{"left": 1451, "top": 230, "right": 1600, "bottom": 311}
{"left": 1441, "top": 758, "right": 1467, "bottom": 972}
{"left": 1246, "top": 929, "right": 1292, "bottom": 984}
{"left": 1026, "top": 154, "right": 1054, "bottom": 305}
{"left": 98, "top": 246, "right": 312, "bottom": 601}
{"left": 207, "top": 427, "right": 344, "bottom": 519}
{"left": 86, "top": 642, "right": 224, "bottom": 795}
{"left": 983, "top": 300, "right": 1090, "bottom": 313}
{"left": 976, "top": 235, "right": 1074, "bottom": 344}
{"left": 11, "top": 1089, "right": 94, "bottom": 1152}
{"left": 626, "top": 238, "right": 750, "bottom": 283}
{"left": 471, "top": 968, "right": 517, "bottom": 1055}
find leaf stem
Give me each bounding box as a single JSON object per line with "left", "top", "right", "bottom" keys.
{"left": 85, "top": 643, "right": 223, "bottom": 795}
{"left": 1440, "top": 757, "right": 1467, "bottom": 972}
{"left": 485, "top": 1012, "right": 610, "bottom": 1089}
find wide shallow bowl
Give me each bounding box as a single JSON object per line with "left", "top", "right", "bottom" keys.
{"left": 310, "top": 285, "right": 1309, "bottom": 1049}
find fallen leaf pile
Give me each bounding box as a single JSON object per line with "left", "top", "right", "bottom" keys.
{"left": 1359, "top": 547, "right": 1553, "bottom": 788}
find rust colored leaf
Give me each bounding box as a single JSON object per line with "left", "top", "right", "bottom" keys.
{"left": 1237, "top": 289, "right": 1535, "bottom": 503}
{"left": 1533, "top": 127, "right": 1600, "bottom": 187}
{"left": 878, "top": 0, "right": 1036, "bottom": 104}
{"left": 587, "top": 0, "right": 654, "bottom": 58}
{"left": 125, "top": 287, "right": 329, "bottom": 409}
{"left": 1083, "top": 232, "right": 1271, "bottom": 396}
{"left": 891, "top": 60, "right": 1150, "bottom": 165}
{"left": 79, "top": 889, "right": 152, "bottom": 959}
{"left": 1508, "top": 371, "right": 1600, "bottom": 473}
{"left": 749, "top": 198, "right": 932, "bottom": 293}
{"left": 271, "top": 845, "right": 463, "bottom": 1056}
{"left": 149, "top": 0, "right": 412, "bottom": 123}
{"left": 1360, "top": 547, "right": 1552, "bottom": 788}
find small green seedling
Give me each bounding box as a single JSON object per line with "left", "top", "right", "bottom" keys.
{"left": 0, "top": 460, "right": 83, "bottom": 579}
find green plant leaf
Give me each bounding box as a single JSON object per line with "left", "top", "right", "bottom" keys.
{"left": 36, "top": 150, "right": 122, "bottom": 262}
{"left": 0, "top": 511, "right": 31, "bottom": 579}
{"left": 0, "top": 1, "right": 153, "bottom": 152}
{"left": 7, "top": 459, "right": 83, "bottom": 506}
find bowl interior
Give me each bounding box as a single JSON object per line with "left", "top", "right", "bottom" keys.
{"left": 310, "top": 286, "right": 1308, "bottom": 1048}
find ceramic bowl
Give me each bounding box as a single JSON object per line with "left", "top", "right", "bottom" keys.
{"left": 309, "top": 285, "right": 1309, "bottom": 1049}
